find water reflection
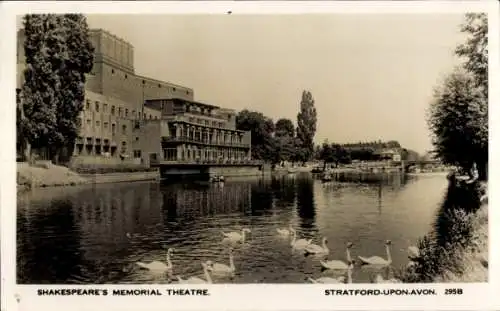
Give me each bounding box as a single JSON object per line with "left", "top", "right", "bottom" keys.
{"left": 18, "top": 173, "right": 449, "bottom": 284}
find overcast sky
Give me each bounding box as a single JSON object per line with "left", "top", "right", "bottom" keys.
{"left": 18, "top": 14, "right": 467, "bottom": 153}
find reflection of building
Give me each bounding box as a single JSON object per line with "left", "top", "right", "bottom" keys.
{"left": 17, "top": 28, "right": 252, "bottom": 166}
{"left": 139, "top": 98, "right": 251, "bottom": 166}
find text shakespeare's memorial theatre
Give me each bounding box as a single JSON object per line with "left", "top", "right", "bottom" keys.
{"left": 16, "top": 28, "right": 252, "bottom": 170}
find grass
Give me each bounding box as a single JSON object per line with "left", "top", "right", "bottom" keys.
{"left": 17, "top": 162, "right": 88, "bottom": 191}
{"left": 398, "top": 179, "right": 488, "bottom": 283}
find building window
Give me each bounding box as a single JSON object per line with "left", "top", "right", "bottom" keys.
{"left": 112, "top": 123, "right": 116, "bottom": 135}
{"left": 118, "top": 107, "right": 122, "bottom": 117}
{"left": 133, "top": 150, "right": 142, "bottom": 158}
{"left": 111, "top": 105, "right": 115, "bottom": 115}
{"left": 125, "top": 109, "right": 129, "bottom": 117}
{"left": 95, "top": 102, "right": 100, "bottom": 112}
{"left": 173, "top": 87, "right": 176, "bottom": 92}
{"left": 111, "top": 69, "right": 115, "bottom": 74}
{"left": 132, "top": 110, "right": 136, "bottom": 117}
{"left": 212, "top": 121, "right": 217, "bottom": 127}
{"left": 96, "top": 121, "right": 100, "bottom": 127}
{"left": 197, "top": 118, "right": 202, "bottom": 124}
{"left": 125, "top": 74, "right": 128, "bottom": 79}
{"left": 104, "top": 122, "right": 108, "bottom": 129}
{"left": 135, "top": 137, "right": 139, "bottom": 141}
{"left": 86, "top": 119, "right": 91, "bottom": 125}
{"left": 138, "top": 112, "right": 141, "bottom": 119}
{"left": 158, "top": 84, "right": 161, "bottom": 88}
{"left": 186, "top": 90, "right": 189, "bottom": 95}
{"left": 86, "top": 100, "right": 91, "bottom": 110}
{"left": 149, "top": 114, "right": 152, "bottom": 119}
{"left": 103, "top": 104, "right": 108, "bottom": 113}
{"left": 122, "top": 125, "right": 127, "bottom": 134}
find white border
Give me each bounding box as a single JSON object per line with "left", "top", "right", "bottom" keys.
{"left": 1, "top": 1, "right": 499, "bottom": 311}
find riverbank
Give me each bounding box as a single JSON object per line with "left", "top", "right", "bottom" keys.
{"left": 17, "top": 162, "right": 160, "bottom": 194}
{"left": 400, "top": 178, "right": 488, "bottom": 283}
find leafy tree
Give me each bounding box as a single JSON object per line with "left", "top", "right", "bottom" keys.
{"left": 271, "top": 135, "right": 296, "bottom": 165}
{"left": 275, "top": 118, "right": 295, "bottom": 138}
{"left": 296, "top": 90, "right": 317, "bottom": 162}
{"left": 53, "top": 14, "right": 94, "bottom": 162}
{"left": 20, "top": 14, "right": 61, "bottom": 159}
{"left": 428, "top": 14, "right": 488, "bottom": 180}
{"left": 19, "top": 14, "right": 94, "bottom": 163}
{"left": 455, "top": 13, "right": 488, "bottom": 98}
{"left": 236, "top": 110, "right": 275, "bottom": 161}
{"left": 428, "top": 69, "right": 487, "bottom": 179}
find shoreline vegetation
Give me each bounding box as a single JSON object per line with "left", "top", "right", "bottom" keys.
{"left": 399, "top": 176, "right": 488, "bottom": 283}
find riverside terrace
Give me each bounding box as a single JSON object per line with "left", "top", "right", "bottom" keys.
{"left": 139, "top": 98, "right": 263, "bottom": 179}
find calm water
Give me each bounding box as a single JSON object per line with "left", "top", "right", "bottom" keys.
{"left": 17, "top": 173, "right": 449, "bottom": 284}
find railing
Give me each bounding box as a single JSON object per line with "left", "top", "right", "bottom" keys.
{"left": 162, "top": 136, "right": 250, "bottom": 148}
{"left": 153, "top": 159, "right": 263, "bottom": 166}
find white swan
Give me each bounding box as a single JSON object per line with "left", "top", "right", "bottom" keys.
{"left": 358, "top": 240, "right": 392, "bottom": 266}
{"left": 407, "top": 246, "right": 419, "bottom": 260}
{"left": 373, "top": 274, "right": 401, "bottom": 283}
{"left": 320, "top": 242, "right": 354, "bottom": 270}
{"left": 177, "top": 262, "right": 213, "bottom": 284}
{"left": 206, "top": 249, "right": 235, "bottom": 275}
{"left": 309, "top": 262, "right": 353, "bottom": 284}
{"left": 290, "top": 229, "right": 312, "bottom": 250}
{"left": 304, "top": 237, "right": 329, "bottom": 256}
{"left": 222, "top": 228, "right": 251, "bottom": 243}
{"left": 277, "top": 225, "right": 294, "bottom": 236}
{"left": 136, "top": 248, "right": 174, "bottom": 273}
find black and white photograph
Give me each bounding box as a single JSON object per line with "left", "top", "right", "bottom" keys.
{"left": 3, "top": 2, "right": 496, "bottom": 305}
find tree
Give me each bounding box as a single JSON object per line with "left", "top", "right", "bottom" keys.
{"left": 19, "top": 14, "right": 94, "bottom": 163}
{"left": 428, "top": 68, "right": 487, "bottom": 179}
{"left": 53, "top": 14, "right": 94, "bottom": 162}
{"left": 20, "top": 14, "right": 61, "bottom": 160}
{"left": 455, "top": 13, "right": 488, "bottom": 99}
{"left": 296, "top": 90, "right": 317, "bottom": 162}
{"left": 275, "top": 118, "right": 295, "bottom": 138}
{"left": 428, "top": 13, "right": 488, "bottom": 180}
{"left": 236, "top": 110, "right": 275, "bottom": 161}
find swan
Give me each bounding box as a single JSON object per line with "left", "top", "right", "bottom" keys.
{"left": 277, "top": 225, "right": 294, "bottom": 236}
{"left": 358, "top": 240, "right": 392, "bottom": 266}
{"left": 304, "top": 237, "right": 329, "bottom": 256}
{"left": 373, "top": 274, "right": 401, "bottom": 283}
{"left": 222, "top": 228, "right": 251, "bottom": 243}
{"left": 177, "top": 262, "right": 213, "bottom": 284}
{"left": 206, "top": 249, "right": 235, "bottom": 275}
{"left": 290, "top": 229, "right": 312, "bottom": 250}
{"left": 136, "top": 248, "right": 174, "bottom": 273}
{"left": 320, "top": 242, "right": 354, "bottom": 270}
{"left": 309, "top": 262, "right": 354, "bottom": 284}
{"left": 407, "top": 246, "right": 419, "bottom": 260}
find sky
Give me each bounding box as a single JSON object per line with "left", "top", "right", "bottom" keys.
{"left": 18, "top": 14, "right": 467, "bottom": 153}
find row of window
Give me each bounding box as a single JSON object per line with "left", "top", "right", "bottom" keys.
{"left": 85, "top": 100, "right": 160, "bottom": 120}
{"left": 187, "top": 117, "right": 225, "bottom": 128}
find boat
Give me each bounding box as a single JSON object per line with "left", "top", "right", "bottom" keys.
{"left": 210, "top": 175, "right": 225, "bottom": 183}
{"left": 321, "top": 172, "right": 333, "bottom": 182}
{"left": 311, "top": 167, "right": 324, "bottom": 174}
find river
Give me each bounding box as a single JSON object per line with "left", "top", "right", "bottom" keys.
{"left": 17, "top": 172, "right": 449, "bottom": 284}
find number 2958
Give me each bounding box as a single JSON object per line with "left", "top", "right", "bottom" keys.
{"left": 444, "top": 288, "right": 463, "bottom": 295}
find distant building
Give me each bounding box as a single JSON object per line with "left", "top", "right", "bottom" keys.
{"left": 377, "top": 149, "right": 402, "bottom": 162}
{"left": 16, "top": 28, "right": 251, "bottom": 165}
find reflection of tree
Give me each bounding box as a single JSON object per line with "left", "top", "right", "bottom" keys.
{"left": 271, "top": 175, "right": 296, "bottom": 207}
{"left": 18, "top": 200, "right": 82, "bottom": 284}
{"left": 250, "top": 179, "right": 274, "bottom": 216}
{"left": 296, "top": 176, "right": 316, "bottom": 232}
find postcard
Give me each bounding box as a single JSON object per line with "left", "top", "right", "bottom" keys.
{"left": 1, "top": 1, "right": 498, "bottom": 311}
